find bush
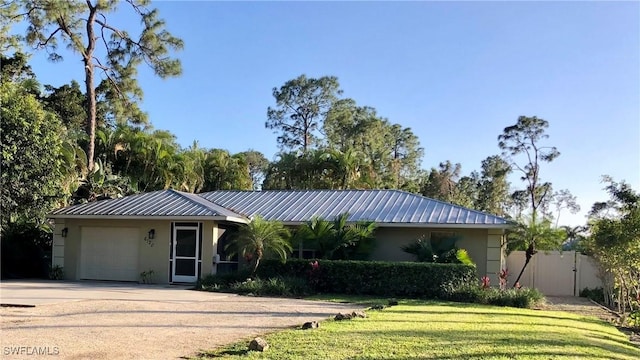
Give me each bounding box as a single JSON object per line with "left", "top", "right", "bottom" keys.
{"left": 198, "top": 273, "right": 312, "bottom": 297}
{"left": 257, "top": 259, "right": 477, "bottom": 298}
{"left": 446, "top": 285, "right": 544, "bottom": 308}
{"left": 230, "top": 277, "right": 312, "bottom": 297}
{"left": 1, "top": 223, "right": 52, "bottom": 279}
{"left": 197, "top": 270, "right": 251, "bottom": 290}
{"left": 579, "top": 287, "right": 605, "bottom": 304}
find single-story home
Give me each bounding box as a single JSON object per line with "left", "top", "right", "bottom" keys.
{"left": 49, "top": 189, "right": 511, "bottom": 284}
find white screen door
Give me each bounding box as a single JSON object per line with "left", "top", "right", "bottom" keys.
{"left": 172, "top": 225, "right": 199, "bottom": 282}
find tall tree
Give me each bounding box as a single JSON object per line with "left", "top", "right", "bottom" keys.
{"left": 420, "top": 161, "right": 463, "bottom": 202}
{"left": 551, "top": 189, "right": 580, "bottom": 227}
{"left": 42, "top": 80, "right": 87, "bottom": 139}
{"left": 499, "top": 116, "right": 559, "bottom": 219}
{"left": 201, "top": 149, "right": 252, "bottom": 192}
{"left": 1, "top": 81, "right": 65, "bottom": 230}
{"left": 475, "top": 155, "right": 511, "bottom": 217}
{"left": 498, "top": 116, "right": 561, "bottom": 286}
{"left": 585, "top": 177, "right": 640, "bottom": 315}
{"left": 19, "top": 0, "right": 183, "bottom": 171}
{"left": 237, "top": 150, "right": 269, "bottom": 190}
{"left": 266, "top": 74, "right": 342, "bottom": 153}
{"left": 387, "top": 124, "right": 424, "bottom": 188}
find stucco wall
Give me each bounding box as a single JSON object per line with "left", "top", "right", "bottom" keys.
{"left": 369, "top": 227, "right": 493, "bottom": 279}
{"left": 56, "top": 219, "right": 221, "bottom": 284}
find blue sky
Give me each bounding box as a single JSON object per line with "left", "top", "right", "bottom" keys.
{"left": 23, "top": 1, "right": 639, "bottom": 226}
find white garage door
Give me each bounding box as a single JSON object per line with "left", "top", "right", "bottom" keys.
{"left": 80, "top": 227, "right": 139, "bottom": 281}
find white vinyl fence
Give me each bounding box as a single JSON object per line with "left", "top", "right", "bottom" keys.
{"left": 506, "top": 251, "right": 602, "bottom": 296}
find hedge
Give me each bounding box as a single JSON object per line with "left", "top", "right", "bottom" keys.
{"left": 256, "top": 259, "right": 477, "bottom": 298}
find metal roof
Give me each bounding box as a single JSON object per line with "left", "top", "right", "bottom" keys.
{"left": 51, "top": 189, "right": 510, "bottom": 228}
{"left": 198, "top": 189, "right": 510, "bottom": 228}
{"left": 50, "top": 189, "right": 246, "bottom": 220}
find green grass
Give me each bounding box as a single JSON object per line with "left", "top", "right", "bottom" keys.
{"left": 195, "top": 300, "right": 640, "bottom": 360}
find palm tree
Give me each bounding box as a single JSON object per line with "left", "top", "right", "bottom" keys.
{"left": 225, "top": 216, "right": 292, "bottom": 275}
{"left": 297, "top": 213, "right": 376, "bottom": 259}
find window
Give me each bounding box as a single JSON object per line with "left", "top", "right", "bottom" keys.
{"left": 216, "top": 225, "right": 239, "bottom": 274}
{"left": 430, "top": 231, "right": 456, "bottom": 242}
{"left": 291, "top": 249, "right": 317, "bottom": 260}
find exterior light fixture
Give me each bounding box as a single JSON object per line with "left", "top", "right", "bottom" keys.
{"left": 61, "top": 227, "right": 68, "bottom": 238}
{"left": 148, "top": 229, "right": 155, "bottom": 240}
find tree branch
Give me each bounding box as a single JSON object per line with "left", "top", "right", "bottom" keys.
{"left": 36, "top": 26, "right": 63, "bottom": 48}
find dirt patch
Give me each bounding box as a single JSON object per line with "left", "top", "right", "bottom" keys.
{"left": 539, "top": 296, "right": 639, "bottom": 347}
{"left": 0, "top": 293, "right": 363, "bottom": 359}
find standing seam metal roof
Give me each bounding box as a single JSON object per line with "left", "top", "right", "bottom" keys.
{"left": 51, "top": 189, "right": 509, "bottom": 226}
{"left": 198, "top": 189, "right": 509, "bottom": 226}
{"left": 50, "top": 189, "right": 244, "bottom": 218}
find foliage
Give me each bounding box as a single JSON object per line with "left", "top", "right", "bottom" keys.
{"left": 499, "top": 116, "right": 559, "bottom": 218}
{"left": 257, "top": 259, "right": 477, "bottom": 298}
{"left": 1, "top": 81, "right": 66, "bottom": 229}
{"left": 70, "top": 159, "right": 136, "bottom": 204}
{"left": 196, "top": 301, "right": 639, "bottom": 360}
{"left": 225, "top": 216, "right": 292, "bottom": 275}
{"left": 583, "top": 177, "right": 640, "bottom": 319}
{"left": 229, "top": 277, "right": 312, "bottom": 297}
{"left": 401, "top": 235, "right": 434, "bottom": 262}
{"left": 266, "top": 74, "right": 342, "bottom": 153}
{"left": 420, "top": 161, "right": 465, "bottom": 204}
{"left": 498, "top": 116, "right": 563, "bottom": 286}
{"left": 236, "top": 150, "right": 269, "bottom": 190}
{"left": 199, "top": 274, "right": 311, "bottom": 297}
{"left": 1, "top": 223, "right": 52, "bottom": 279}
{"left": 445, "top": 284, "right": 544, "bottom": 308}
{"left": 201, "top": 148, "right": 252, "bottom": 191}
{"left": 506, "top": 216, "right": 566, "bottom": 253}
{"left": 475, "top": 155, "right": 512, "bottom": 216}
{"left": 579, "top": 287, "right": 605, "bottom": 304}
{"left": 18, "top": 0, "right": 183, "bottom": 170}
{"left": 49, "top": 265, "right": 64, "bottom": 280}
{"left": 197, "top": 271, "right": 251, "bottom": 290}
{"left": 294, "top": 213, "right": 377, "bottom": 260}
{"left": 324, "top": 98, "right": 423, "bottom": 189}
{"left": 139, "top": 270, "right": 155, "bottom": 284}
{"left": 401, "top": 234, "right": 473, "bottom": 265}
{"left": 455, "top": 249, "right": 475, "bottom": 266}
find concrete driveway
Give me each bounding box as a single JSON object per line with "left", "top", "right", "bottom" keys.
{"left": 0, "top": 280, "right": 363, "bottom": 359}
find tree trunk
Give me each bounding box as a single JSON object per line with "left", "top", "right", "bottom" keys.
{"left": 251, "top": 248, "right": 263, "bottom": 276}
{"left": 84, "top": 4, "right": 98, "bottom": 171}
{"left": 513, "top": 243, "right": 537, "bottom": 287}
{"left": 84, "top": 60, "right": 96, "bottom": 171}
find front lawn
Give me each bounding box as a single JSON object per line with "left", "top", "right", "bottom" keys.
{"left": 196, "top": 300, "right": 640, "bottom": 360}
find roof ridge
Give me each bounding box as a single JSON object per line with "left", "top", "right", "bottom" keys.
{"left": 202, "top": 189, "right": 508, "bottom": 222}
{"left": 171, "top": 189, "right": 231, "bottom": 211}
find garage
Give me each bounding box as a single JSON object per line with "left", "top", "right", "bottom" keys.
{"left": 80, "top": 227, "right": 140, "bottom": 281}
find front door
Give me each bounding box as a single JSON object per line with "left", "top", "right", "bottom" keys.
{"left": 172, "top": 225, "right": 199, "bottom": 283}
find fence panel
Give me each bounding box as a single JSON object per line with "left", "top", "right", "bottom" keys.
{"left": 506, "top": 251, "right": 602, "bottom": 296}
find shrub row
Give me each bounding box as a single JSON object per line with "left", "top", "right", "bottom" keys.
{"left": 446, "top": 284, "right": 544, "bottom": 308}
{"left": 256, "top": 259, "right": 477, "bottom": 298}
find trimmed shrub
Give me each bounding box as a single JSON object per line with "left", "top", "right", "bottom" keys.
{"left": 446, "top": 285, "right": 544, "bottom": 308}
{"left": 197, "top": 270, "right": 251, "bottom": 290}
{"left": 257, "top": 259, "right": 477, "bottom": 298}
{"left": 230, "top": 277, "right": 312, "bottom": 297}
{"left": 198, "top": 274, "right": 312, "bottom": 297}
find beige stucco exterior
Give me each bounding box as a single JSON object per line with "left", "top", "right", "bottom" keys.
{"left": 53, "top": 218, "right": 506, "bottom": 285}
{"left": 52, "top": 218, "right": 227, "bottom": 284}
{"left": 370, "top": 227, "right": 506, "bottom": 283}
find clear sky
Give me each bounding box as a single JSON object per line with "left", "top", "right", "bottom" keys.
{"left": 23, "top": 1, "right": 640, "bottom": 226}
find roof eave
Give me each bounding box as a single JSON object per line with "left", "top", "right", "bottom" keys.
{"left": 279, "top": 221, "right": 512, "bottom": 229}
{"left": 48, "top": 214, "right": 250, "bottom": 224}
